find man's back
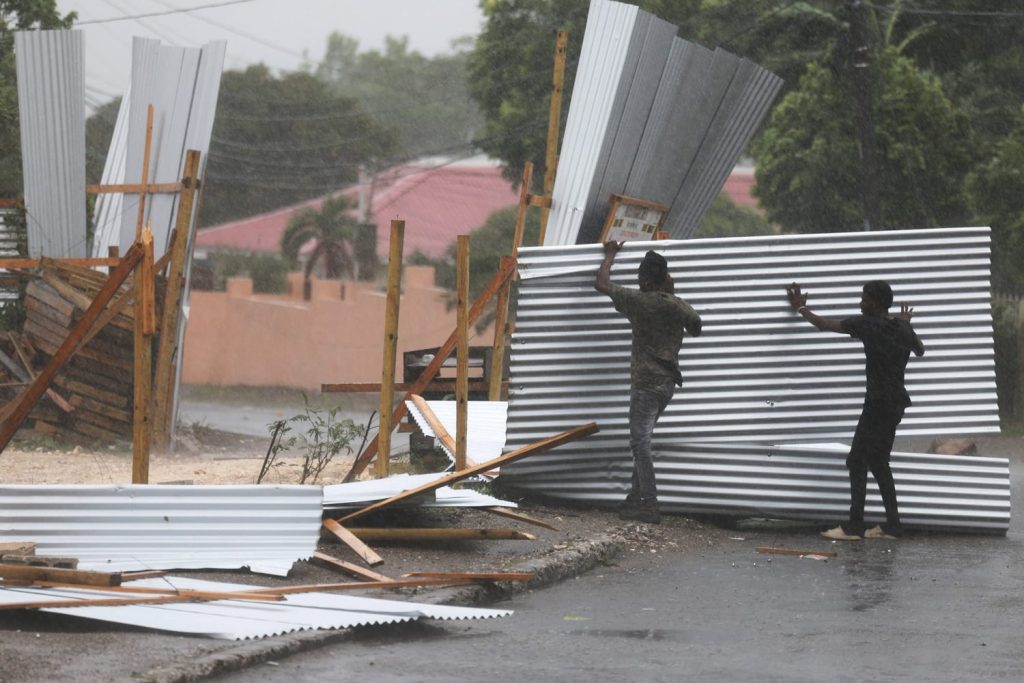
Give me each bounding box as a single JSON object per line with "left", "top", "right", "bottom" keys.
{"left": 610, "top": 285, "right": 701, "bottom": 389}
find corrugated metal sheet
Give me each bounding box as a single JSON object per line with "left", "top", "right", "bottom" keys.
{"left": 406, "top": 399, "right": 510, "bottom": 467}
{"left": 499, "top": 228, "right": 1004, "bottom": 531}
{"left": 323, "top": 473, "right": 517, "bottom": 509}
{"left": 14, "top": 29, "right": 87, "bottom": 258}
{"left": 545, "top": 0, "right": 782, "bottom": 246}
{"left": 500, "top": 443, "right": 1010, "bottom": 533}
{"left": 0, "top": 485, "right": 322, "bottom": 576}
{"left": 90, "top": 84, "right": 131, "bottom": 257}
{"left": 0, "top": 576, "right": 511, "bottom": 640}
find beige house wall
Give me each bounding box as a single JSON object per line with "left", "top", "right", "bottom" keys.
{"left": 182, "top": 266, "right": 496, "bottom": 390}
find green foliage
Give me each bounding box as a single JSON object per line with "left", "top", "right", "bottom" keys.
{"left": 991, "top": 296, "right": 1022, "bottom": 425}
{"left": 281, "top": 194, "right": 358, "bottom": 283}
{"left": 694, "top": 194, "right": 774, "bottom": 238}
{"left": 966, "top": 108, "right": 1024, "bottom": 294}
{"left": 315, "top": 34, "right": 482, "bottom": 160}
{"left": 752, "top": 52, "right": 973, "bottom": 232}
{"left": 84, "top": 97, "right": 120, "bottom": 184}
{"left": 194, "top": 250, "right": 289, "bottom": 294}
{"left": 196, "top": 65, "right": 396, "bottom": 227}
{"left": 261, "top": 397, "right": 366, "bottom": 485}
{"left": 0, "top": 1, "right": 75, "bottom": 196}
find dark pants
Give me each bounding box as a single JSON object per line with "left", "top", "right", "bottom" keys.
{"left": 628, "top": 379, "right": 676, "bottom": 501}
{"left": 845, "top": 400, "right": 905, "bottom": 535}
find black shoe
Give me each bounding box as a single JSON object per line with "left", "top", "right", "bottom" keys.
{"left": 619, "top": 498, "right": 661, "bottom": 524}
{"left": 617, "top": 490, "right": 639, "bottom": 512}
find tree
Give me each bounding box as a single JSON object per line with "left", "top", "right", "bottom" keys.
{"left": 315, "top": 34, "right": 482, "bottom": 161}
{"left": 694, "top": 194, "right": 774, "bottom": 239}
{"left": 0, "top": 1, "right": 75, "bottom": 196}
{"left": 281, "top": 195, "right": 359, "bottom": 300}
{"left": 752, "top": 51, "right": 974, "bottom": 233}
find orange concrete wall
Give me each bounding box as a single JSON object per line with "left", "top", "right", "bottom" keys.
{"left": 182, "top": 266, "right": 497, "bottom": 390}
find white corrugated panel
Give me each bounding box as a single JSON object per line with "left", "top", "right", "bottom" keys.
{"left": 499, "top": 228, "right": 1004, "bottom": 531}
{"left": 15, "top": 29, "right": 87, "bottom": 258}
{"left": 545, "top": 1, "right": 782, "bottom": 245}
{"left": 91, "top": 85, "right": 131, "bottom": 256}
{"left": 405, "top": 399, "right": 509, "bottom": 467}
{"left": 501, "top": 442, "right": 1010, "bottom": 533}
{"left": 322, "top": 474, "right": 517, "bottom": 509}
{"left": 0, "top": 576, "right": 511, "bottom": 640}
{"left": 0, "top": 485, "right": 322, "bottom": 576}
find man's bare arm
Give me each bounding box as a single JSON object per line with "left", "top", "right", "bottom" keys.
{"left": 898, "top": 304, "right": 926, "bottom": 356}
{"left": 594, "top": 241, "right": 623, "bottom": 295}
{"left": 786, "top": 283, "right": 842, "bottom": 333}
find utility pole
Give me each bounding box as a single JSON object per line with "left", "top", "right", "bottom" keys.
{"left": 848, "top": 0, "right": 880, "bottom": 231}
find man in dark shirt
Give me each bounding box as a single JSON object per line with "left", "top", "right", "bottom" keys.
{"left": 786, "top": 280, "right": 925, "bottom": 540}
{"left": 596, "top": 241, "right": 702, "bottom": 523}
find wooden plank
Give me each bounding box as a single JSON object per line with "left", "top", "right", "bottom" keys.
{"left": 755, "top": 546, "right": 837, "bottom": 558}
{"left": 347, "top": 528, "right": 537, "bottom": 541}
{"left": 310, "top": 551, "right": 394, "bottom": 582}
{"left": 68, "top": 395, "right": 131, "bottom": 423}
{"left": 403, "top": 571, "right": 535, "bottom": 582}
{"left": 338, "top": 422, "right": 599, "bottom": 524}
{"left": 86, "top": 181, "right": 182, "bottom": 194}
{"left": 489, "top": 255, "right": 515, "bottom": 401}
{"left": 5, "top": 334, "right": 74, "bottom": 414}
{"left": 322, "top": 518, "right": 384, "bottom": 567}
{"left": 0, "top": 595, "right": 192, "bottom": 610}
{"left": 54, "top": 377, "right": 129, "bottom": 408}
{"left": 140, "top": 228, "right": 155, "bottom": 336}
{"left": 0, "top": 257, "right": 119, "bottom": 269}
{"left": 481, "top": 506, "right": 558, "bottom": 531}
{"left": 0, "top": 555, "right": 77, "bottom": 568}
{"left": 455, "top": 235, "right": 469, "bottom": 470}
{"left": 153, "top": 149, "right": 201, "bottom": 448}
{"left": 246, "top": 577, "right": 483, "bottom": 596}
{"left": 410, "top": 394, "right": 456, "bottom": 454}
{"left": 0, "top": 243, "right": 144, "bottom": 454}
{"left": 538, "top": 29, "right": 568, "bottom": 244}
{"left": 0, "top": 542, "right": 35, "bottom": 555}
{"left": 339, "top": 256, "right": 518, "bottom": 482}
{"left": 135, "top": 104, "right": 154, "bottom": 239}
{"left": 0, "top": 564, "right": 121, "bottom": 587}
{"left": 30, "top": 582, "right": 283, "bottom": 601}
{"left": 25, "top": 280, "right": 74, "bottom": 318}
{"left": 377, "top": 219, "right": 404, "bottom": 478}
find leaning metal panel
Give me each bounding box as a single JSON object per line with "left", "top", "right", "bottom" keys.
{"left": 15, "top": 30, "right": 87, "bottom": 258}
{"left": 500, "top": 442, "right": 1010, "bottom": 533}
{"left": 501, "top": 228, "right": 1003, "bottom": 530}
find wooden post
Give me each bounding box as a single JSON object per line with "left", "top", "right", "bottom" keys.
{"left": 488, "top": 255, "right": 513, "bottom": 401}
{"left": 152, "top": 150, "right": 202, "bottom": 450}
{"left": 376, "top": 220, "right": 404, "bottom": 478}
{"left": 337, "top": 257, "right": 517, "bottom": 482}
{"left": 132, "top": 226, "right": 154, "bottom": 484}
{"left": 135, "top": 104, "right": 154, "bottom": 237}
{"left": 0, "top": 244, "right": 144, "bottom": 454}
{"left": 511, "top": 161, "right": 534, "bottom": 253}
{"left": 538, "top": 30, "right": 567, "bottom": 245}
{"left": 455, "top": 235, "right": 469, "bottom": 470}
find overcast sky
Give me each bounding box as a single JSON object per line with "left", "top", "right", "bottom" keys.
{"left": 57, "top": 0, "right": 485, "bottom": 108}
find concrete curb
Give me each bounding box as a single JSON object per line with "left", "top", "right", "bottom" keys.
{"left": 138, "top": 532, "right": 625, "bottom": 683}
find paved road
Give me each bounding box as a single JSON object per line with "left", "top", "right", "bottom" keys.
{"left": 213, "top": 461, "right": 1023, "bottom": 683}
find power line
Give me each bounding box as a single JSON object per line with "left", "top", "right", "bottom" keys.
{"left": 74, "top": 0, "right": 259, "bottom": 25}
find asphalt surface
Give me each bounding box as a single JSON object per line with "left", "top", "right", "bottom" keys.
{"left": 209, "top": 461, "right": 1024, "bottom": 683}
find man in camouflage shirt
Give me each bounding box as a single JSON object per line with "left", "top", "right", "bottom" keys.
{"left": 595, "top": 241, "right": 702, "bottom": 523}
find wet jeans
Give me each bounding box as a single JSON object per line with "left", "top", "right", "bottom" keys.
{"left": 628, "top": 379, "right": 676, "bottom": 501}
{"left": 845, "top": 400, "right": 905, "bottom": 535}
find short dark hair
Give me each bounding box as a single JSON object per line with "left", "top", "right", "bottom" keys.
{"left": 638, "top": 250, "right": 668, "bottom": 285}
{"left": 863, "top": 280, "right": 893, "bottom": 308}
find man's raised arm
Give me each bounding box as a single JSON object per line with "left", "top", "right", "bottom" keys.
{"left": 786, "top": 283, "right": 842, "bottom": 333}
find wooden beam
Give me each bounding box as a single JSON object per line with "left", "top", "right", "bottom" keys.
{"left": 511, "top": 162, "right": 534, "bottom": 253}
{"left": 322, "top": 518, "right": 384, "bottom": 567}
{"left": 755, "top": 546, "right": 837, "bottom": 558}
{"left": 347, "top": 528, "right": 537, "bottom": 541}
{"left": 132, "top": 230, "right": 153, "bottom": 484}
{"left": 0, "top": 595, "right": 194, "bottom": 610}
{"left": 0, "top": 542, "right": 36, "bottom": 555}
{"left": 538, "top": 29, "right": 568, "bottom": 244}
{"left": 135, "top": 104, "right": 154, "bottom": 240}
{"left": 0, "top": 244, "right": 144, "bottom": 454}
{"left": 152, "top": 149, "right": 202, "bottom": 449}
{"left": 488, "top": 255, "right": 514, "bottom": 401}
{"left": 0, "top": 257, "right": 120, "bottom": 269}
{"left": 323, "top": 380, "right": 497, "bottom": 394}
{"left": 338, "top": 422, "right": 598, "bottom": 524}
{"left": 455, "top": 235, "right": 469, "bottom": 470}
{"left": 377, "top": 219, "right": 404, "bottom": 478}
{"left": 30, "top": 581, "right": 284, "bottom": 601}
{"left": 245, "top": 577, "right": 483, "bottom": 596}
{"left": 403, "top": 571, "right": 535, "bottom": 582}
{"left": 310, "top": 551, "right": 394, "bottom": 582}
{"left": 339, "top": 256, "right": 518, "bottom": 482}
{"left": 140, "top": 227, "right": 155, "bottom": 336}
{"left": 481, "top": 506, "right": 558, "bottom": 531}
{"left": 410, "top": 394, "right": 456, "bottom": 454}
{"left": 86, "top": 181, "right": 182, "bottom": 194}
{"left": 0, "top": 564, "right": 121, "bottom": 587}
{"left": 0, "top": 337, "right": 72, "bottom": 414}
{"left": 527, "top": 194, "right": 552, "bottom": 208}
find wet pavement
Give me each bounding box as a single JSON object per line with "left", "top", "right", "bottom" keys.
{"left": 212, "top": 461, "right": 1023, "bottom": 683}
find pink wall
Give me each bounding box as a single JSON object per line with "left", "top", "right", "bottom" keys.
{"left": 182, "top": 266, "right": 496, "bottom": 390}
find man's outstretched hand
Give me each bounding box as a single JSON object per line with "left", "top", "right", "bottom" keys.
{"left": 786, "top": 283, "right": 807, "bottom": 311}
{"left": 897, "top": 303, "right": 914, "bottom": 321}
{"left": 603, "top": 240, "right": 623, "bottom": 259}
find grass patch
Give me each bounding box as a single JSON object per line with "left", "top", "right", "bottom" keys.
{"left": 181, "top": 384, "right": 377, "bottom": 412}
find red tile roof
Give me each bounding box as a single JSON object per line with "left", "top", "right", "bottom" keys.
{"left": 195, "top": 157, "right": 520, "bottom": 259}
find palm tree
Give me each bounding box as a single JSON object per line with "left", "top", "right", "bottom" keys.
{"left": 281, "top": 195, "right": 358, "bottom": 300}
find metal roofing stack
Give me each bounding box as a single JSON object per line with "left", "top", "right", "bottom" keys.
{"left": 14, "top": 30, "right": 87, "bottom": 258}
{"left": 92, "top": 37, "right": 226, "bottom": 259}
{"left": 544, "top": 0, "right": 782, "bottom": 246}
{"left": 0, "top": 485, "right": 322, "bottom": 576}
{"left": 499, "top": 228, "right": 1008, "bottom": 532}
